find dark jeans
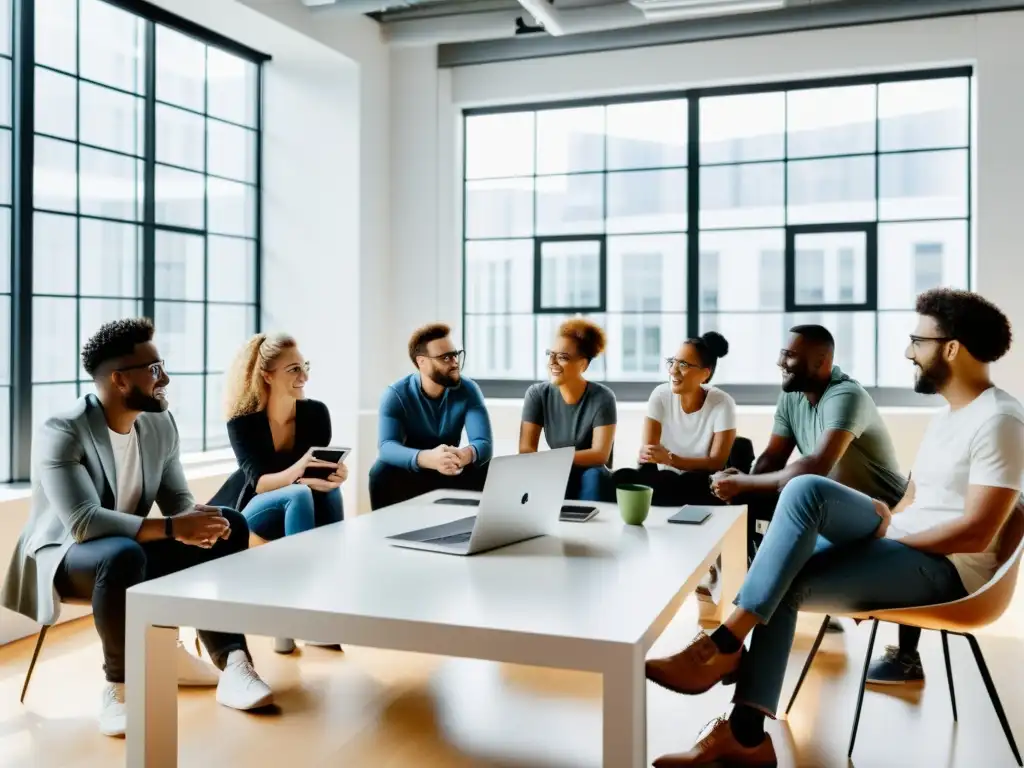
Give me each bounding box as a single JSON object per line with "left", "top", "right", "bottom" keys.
{"left": 612, "top": 463, "right": 723, "bottom": 508}
{"left": 368, "top": 460, "right": 489, "bottom": 510}
{"left": 566, "top": 465, "right": 613, "bottom": 502}
{"left": 54, "top": 508, "right": 251, "bottom": 683}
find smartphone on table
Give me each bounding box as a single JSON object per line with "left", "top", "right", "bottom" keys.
{"left": 667, "top": 506, "right": 712, "bottom": 525}
{"left": 304, "top": 446, "right": 350, "bottom": 480}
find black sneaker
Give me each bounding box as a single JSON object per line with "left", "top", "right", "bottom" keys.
{"left": 866, "top": 645, "right": 925, "bottom": 685}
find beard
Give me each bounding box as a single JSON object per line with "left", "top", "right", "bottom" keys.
{"left": 428, "top": 367, "right": 461, "bottom": 389}
{"left": 781, "top": 369, "right": 813, "bottom": 393}
{"left": 125, "top": 385, "right": 168, "bottom": 413}
{"left": 913, "top": 357, "right": 951, "bottom": 395}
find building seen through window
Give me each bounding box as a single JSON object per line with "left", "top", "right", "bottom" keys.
{"left": 463, "top": 71, "right": 971, "bottom": 397}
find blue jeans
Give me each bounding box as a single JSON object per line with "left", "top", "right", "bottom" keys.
{"left": 733, "top": 475, "right": 967, "bottom": 716}
{"left": 243, "top": 484, "right": 343, "bottom": 541}
{"left": 566, "top": 465, "right": 611, "bottom": 502}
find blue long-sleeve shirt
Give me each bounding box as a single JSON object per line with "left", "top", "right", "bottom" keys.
{"left": 377, "top": 374, "right": 493, "bottom": 471}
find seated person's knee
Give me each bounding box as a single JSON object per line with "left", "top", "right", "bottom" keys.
{"left": 102, "top": 538, "right": 147, "bottom": 583}
{"left": 217, "top": 508, "right": 250, "bottom": 548}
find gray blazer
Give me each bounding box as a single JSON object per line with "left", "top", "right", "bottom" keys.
{"left": 1, "top": 394, "right": 195, "bottom": 626}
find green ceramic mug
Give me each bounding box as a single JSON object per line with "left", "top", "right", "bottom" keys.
{"left": 616, "top": 484, "right": 654, "bottom": 526}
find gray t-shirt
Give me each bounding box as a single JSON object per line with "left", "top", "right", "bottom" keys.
{"left": 522, "top": 381, "right": 617, "bottom": 458}
{"left": 773, "top": 366, "right": 907, "bottom": 506}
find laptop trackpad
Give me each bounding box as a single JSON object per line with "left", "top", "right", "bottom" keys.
{"left": 389, "top": 515, "right": 476, "bottom": 543}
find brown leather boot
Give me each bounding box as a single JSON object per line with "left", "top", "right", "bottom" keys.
{"left": 653, "top": 717, "right": 777, "bottom": 767}
{"left": 646, "top": 631, "right": 742, "bottom": 695}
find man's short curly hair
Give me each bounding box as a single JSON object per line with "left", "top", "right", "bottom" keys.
{"left": 408, "top": 323, "right": 451, "bottom": 366}
{"left": 81, "top": 317, "right": 155, "bottom": 377}
{"left": 915, "top": 289, "right": 1012, "bottom": 364}
{"left": 559, "top": 318, "right": 606, "bottom": 361}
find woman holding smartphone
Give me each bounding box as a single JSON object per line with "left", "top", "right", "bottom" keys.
{"left": 223, "top": 332, "right": 347, "bottom": 653}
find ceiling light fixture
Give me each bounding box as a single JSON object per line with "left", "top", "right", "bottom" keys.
{"left": 631, "top": 0, "right": 786, "bottom": 21}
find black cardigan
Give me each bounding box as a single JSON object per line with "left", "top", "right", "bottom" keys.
{"left": 222, "top": 398, "right": 332, "bottom": 512}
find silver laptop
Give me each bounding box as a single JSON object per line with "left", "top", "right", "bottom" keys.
{"left": 386, "top": 447, "right": 575, "bottom": 555}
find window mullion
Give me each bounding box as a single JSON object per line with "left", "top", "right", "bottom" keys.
{"left": 141, "top": 20, "right": 156, "bottom": 321}
{"left": 10, "top": 0, "right": 36, "bottom": 481}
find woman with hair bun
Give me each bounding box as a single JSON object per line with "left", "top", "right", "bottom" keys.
{"left": 519, "top": 318, "right": 617, "bottom": 502}
{"left": 614, "top": 331, "right": 737, "bottom": 506}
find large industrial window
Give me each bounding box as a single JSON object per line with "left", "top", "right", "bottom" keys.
{"left": 2, "top": 0, "right": 267, "bottom": 481}
{"left": 462, "top": 68, "right": 971, "bottom": 405}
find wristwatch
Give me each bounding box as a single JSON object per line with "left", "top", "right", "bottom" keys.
{"left": 165, "top": 516, "right": 174, "bottom": 539}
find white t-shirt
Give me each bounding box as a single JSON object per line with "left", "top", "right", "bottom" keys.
{"left": 108, "top": 426, "right": 144, "bottom": 515}
{"left": 646, "top": 384, "right": 737, "bottom": 474}
{"left": 886, "top": 387, "right": 1024, "bottom": 594}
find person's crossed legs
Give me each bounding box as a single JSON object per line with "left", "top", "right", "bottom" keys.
{"left": 644, "top": 475, "right": 966, "bottom": 766}
{"left": 55, "top": 508, "right": 273, "bottom": 736}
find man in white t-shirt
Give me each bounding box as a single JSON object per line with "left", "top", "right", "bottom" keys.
{"left": 2, "top": 318, "right": 275, "bottom": 737}
{"left": 644, "top": 289, "right": 1023, "bottom": 767}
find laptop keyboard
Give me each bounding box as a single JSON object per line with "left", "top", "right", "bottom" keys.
{"left": 425, "top": 530, "right": 472, "bottom": 545}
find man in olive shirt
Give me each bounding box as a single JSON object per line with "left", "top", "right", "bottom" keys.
{"left": 711, "top": 325, "right": 922, "bottom": 684}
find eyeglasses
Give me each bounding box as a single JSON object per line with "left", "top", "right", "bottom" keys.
{"left": 280, "top": 361, "right": 311, "bottom": 375}
{"left": 909, "top": 335, "right": 953, "bottom": 346}
{"left": 545, "top": 350, "right": 577, "bottom": 365}
{"left": 116, "top": 360, "right": 166, "bottom": 380}
{"left": 665, "top": 357, "right": 701, "bottom": 371}
{"left": 427, "top": 350, "right": 465, "bottom": 367}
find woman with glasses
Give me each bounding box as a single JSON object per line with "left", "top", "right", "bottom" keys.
{"left": 519, "top": 318, "right": 617, "bottom": 502}
{"left": 221, "top": 332, "right": 346, "bottom": 654}
{"left": 614, "top": 332, "right": 737, "bottom": 507}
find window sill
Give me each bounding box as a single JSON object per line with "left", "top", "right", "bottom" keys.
{"left": 0, "top": 450, "right": 238, "bottom": 502}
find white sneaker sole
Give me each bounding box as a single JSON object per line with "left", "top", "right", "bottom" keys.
{"left": 99, "top": 721, "right": 126, "bottom": 738}
{"left": 216, "top": 690, "right": 274, "bottom": 711}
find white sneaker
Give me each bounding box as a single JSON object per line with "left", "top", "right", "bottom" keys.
{"left": 176, "top": 640, "right": 220, "bottom": 687}
{"left": 99, "top": 682, "right": 127, "bottom": 737}
{"left": 216, "top": 650, "right": 273, "bottom": 711}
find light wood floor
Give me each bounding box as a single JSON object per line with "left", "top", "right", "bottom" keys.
{"left": 1, "top": 598, "right": 1022, "bottom": 767}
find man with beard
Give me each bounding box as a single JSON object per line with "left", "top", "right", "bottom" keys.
{"left": 1, "top": 318, "right": 273, "bottom": 737}
{"left": 709, "top": 324, "right": 908, "bottom": 643}
{"left": 643, "top": 288, "right": 1023, "bottom": 766}
{"left": 369, "top": 323, "right": 493, "bottom": 510}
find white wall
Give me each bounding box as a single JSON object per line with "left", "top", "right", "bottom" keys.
{"left": 385, "top": 12, "right": 1024, "bottom": 403}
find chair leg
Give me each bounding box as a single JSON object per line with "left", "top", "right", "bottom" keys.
{"left": 848, "top": 619, "right": 879, "bottom": 758}
{"left": 20, "top": 625, "right": 50, "bottom": 704}
{"left": 966, "top": 633, "right": 1023, "bottom": 766}
{"left": 785, "top": 615, "right": 831, "bottom": 715}
{"left": 940, "top": 630, "right": 958, "bottom": 722}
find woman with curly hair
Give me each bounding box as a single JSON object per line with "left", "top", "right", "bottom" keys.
{"left": 518, "top": 318, "right": 616, "bottom": 502}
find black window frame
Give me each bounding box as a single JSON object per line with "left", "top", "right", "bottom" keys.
{"left": 785, "top": 221, "right": 878, "bottom": 313}
{"left": 6, "top": 0, "right": 269, "bottom": 481}
{"left": 533, "top": 233, "right": 607, "bottom": 314}
{"left": 462, "top": 66, "right": 972, "bottom": 408}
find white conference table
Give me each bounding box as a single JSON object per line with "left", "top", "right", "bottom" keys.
{"left": 125, "top": 492, "right": 747, "bottom": 768}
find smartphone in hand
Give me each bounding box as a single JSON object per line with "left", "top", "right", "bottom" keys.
{"left": 304, "top": 446, "right": 350, "bottom": 480}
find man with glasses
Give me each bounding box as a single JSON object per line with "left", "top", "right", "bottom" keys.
{"left": 369, "top": 322, "right": 493, "bottom": 510}
{"left": 646, "top": 291, "right": 1022, "bottom": 766}
{"left": 1, "top": 318, "right": 273, "bottom": 737}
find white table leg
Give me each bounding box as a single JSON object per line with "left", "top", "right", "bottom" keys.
{"left": 710, "top": 507, "right": 748, "bottom": 624}
{"left": 603, "top": 644, "right": 646, "bottom": 768}
{"left": 126, "top": 622, "right": 178, "bottom": 768}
